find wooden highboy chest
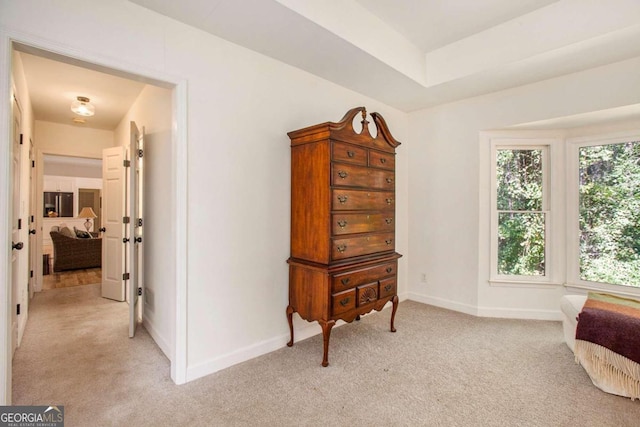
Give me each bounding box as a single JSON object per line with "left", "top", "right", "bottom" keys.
{"left": 286, "top": 106, "right": 402, "bottom": 366}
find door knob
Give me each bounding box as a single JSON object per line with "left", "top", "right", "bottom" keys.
{"left": 12, "top": 241, "right": 24, "bottom": 250}
{"left": 99, "top": 227, "right": 106, "bottom": 232}
{"left": 29, "top": 229, "right": 36, "bottom": 235}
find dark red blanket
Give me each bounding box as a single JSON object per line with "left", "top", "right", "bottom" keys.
{"left": 576, "top": 292, "right": 640, "bottom": 364}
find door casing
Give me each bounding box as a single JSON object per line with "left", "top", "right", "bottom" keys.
{"left": 0, "top": 33, "right": 189, "bottom": 404}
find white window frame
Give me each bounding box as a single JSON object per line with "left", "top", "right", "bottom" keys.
{"left": 485, "top": 134, "right": 564, "bottom": 286}
{"left": 566, "top": 131, "right": 640, "bottom": 297}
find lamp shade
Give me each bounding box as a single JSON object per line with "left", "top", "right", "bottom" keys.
{"left": 71, "top": 96, "right": 95, "bottom": 117}
{"left": 78, "top": 207, "right": 98, "bottom": 218}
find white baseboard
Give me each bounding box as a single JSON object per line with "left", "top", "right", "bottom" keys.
{"left": 186, "top": 323, "right": 315, "bottom": 383}
{"left": 407, "top": 292, "right": 478, "bottom": 316}
{"left": 476, "top": 306, "right": 562, "bottom": 321}
{"left": 185, "top": 303, "right": 401, "bottom": 383}
{"left": 142, "top": 317, "right": 171, "bottom": 360}
{"left": 407, "top": 292, "right": 562, "bottom": 321}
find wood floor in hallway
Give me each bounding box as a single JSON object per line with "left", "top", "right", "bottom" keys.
{"left": 42, "top": 268, "right": 101, "bottom": 290}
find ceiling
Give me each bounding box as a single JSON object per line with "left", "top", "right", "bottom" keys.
{"left": 15, "top": 1, "right": 640, "bottom": 130}
{"left": 355, "top": 0, "right": 559, "bottom": 52}
{"left": 129, "top": 0, "right": 640, "bottom": 113}
{"left": 16, "top": 48, "right": 146, "bottom": 131}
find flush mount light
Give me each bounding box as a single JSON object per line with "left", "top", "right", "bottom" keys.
{"left": 72, "top": 117, "right": 86, "bottom": 124}
{"left": 70, "top": 96, "right": 95, "bottom": 117}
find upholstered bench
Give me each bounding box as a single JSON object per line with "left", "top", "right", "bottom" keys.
{"left": 562, "top": 293, "right": 640, "bottom": 400}
{"left": 560, "top": 294, "right": 587, "bottom": 352}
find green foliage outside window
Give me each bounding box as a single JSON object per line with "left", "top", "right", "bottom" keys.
{"left": 579, "top": 141, "right": 640, "bottom": 287}
{"left": 497, "top": 149, "right": 545, "bottom": 276}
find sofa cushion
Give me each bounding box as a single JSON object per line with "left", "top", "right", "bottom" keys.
{"left": 59, "top": 226, "right": 75, "bottom": 238}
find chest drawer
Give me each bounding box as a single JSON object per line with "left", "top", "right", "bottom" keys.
{"left": 332, "top": 142, "right": 367, "bottom": 165}
{"left": 369, "top": 150, "right": 395, "bottom": 170}
{"left": 332, "top": 289, "right": 356, "bottom": 316}
{"left": 357, "top": 283, "right": 378, "bottom": 306}
{"left": 332, "top": 163, "right": 394, "bottom": 190}
{"left": 332, "top": 262, "right": 397, "bottom": 292}
{"left": 332, "top": 189, "right": 395, "bottom": 211}
{"left": 332, "top": 213, "right": 394, "bottom": 236}
{"left": 332, "top": 232, "right": 395, "bottom": 260}
{"left": 379, "top": 277, "right": 397, "bottom": 299}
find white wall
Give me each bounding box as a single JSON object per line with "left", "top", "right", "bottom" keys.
{"left": 0, "top": 0, "right": 409, "bottom": 384}
{"left": 408, "top": 56, "right": 640, "bottom": 319}
{"left": 114, "top": 84, "right": 174, "bottom": 358}
{"left": 34, "top": 121, "right": 113, "bottom": 158}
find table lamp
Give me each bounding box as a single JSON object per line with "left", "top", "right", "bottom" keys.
{"left": 78, "top": 207, "right": 98, "bottom": 232}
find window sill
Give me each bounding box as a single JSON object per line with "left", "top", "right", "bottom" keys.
{"left": 564, "top": 282, "right": 640, "bottom": 299}
{"left": 489, "top": 279, "right": 563, "bottom": 288}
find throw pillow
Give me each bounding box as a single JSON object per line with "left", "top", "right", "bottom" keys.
{"left": 74, "top": 227, "right": 92, "bottom": 239}
{"left": 59, "top": 226, "right": 75, "bottom": 238}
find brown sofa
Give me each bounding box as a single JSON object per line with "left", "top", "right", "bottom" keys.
{"left": 50, "top": 230, "right": 102, "bottom": 272}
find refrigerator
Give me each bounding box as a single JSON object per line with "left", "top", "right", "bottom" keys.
{"left": 43, "top": 192, "right": 74, "bottom": 217}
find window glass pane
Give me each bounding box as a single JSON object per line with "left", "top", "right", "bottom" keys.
{"left": 497, "top": 149, "right": 543, "bottom": 211}
{"left": 498, "top": 212, "right": 545, "bottom": 276}
{"left": 579, "top": 141, "right": 640, "bottom": 287}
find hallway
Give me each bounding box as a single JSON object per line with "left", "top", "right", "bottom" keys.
{"left": 12, "top": 284, "right": 170, "bottom": 424}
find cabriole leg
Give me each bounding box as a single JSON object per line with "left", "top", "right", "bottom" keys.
{"left": 286, "top": 305, "right": 295, "bottom": 347}
{"left": 319, "top": 320, "right": 336, "bottom": 367}
{"left": 390, "top": 295, "right": 399, "bottom": 333}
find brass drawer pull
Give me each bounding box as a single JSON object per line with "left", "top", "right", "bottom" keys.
{"left": 386, "top": 267, "right": 393, "bottom": 273}
{"left": 386, "top": 198, "right": 393, "bottom": 205}
{"left": 384, "top": 284, "right": 393, "bottom": 292}
{"left": 336, "top": 244, "right": 347, "bottom": 253}
{"left": 347, "top": 151, "right": 355, "bottom": 158}
{"left": 385, "top": 239, "right": 393, "bottom": 245}
{"left": 385, "top": 218, "right": 393, "bottom": 224}
{"left": 341, "top": 278, "right": 350, "bottom": 286}
{"left": 337, "top": 170, "right": 348, "bottom": 179}
{"left": 386, "top": 177, "right": 393, "bottom": 184}
{"left": 380, "top": 158, "right": 386, "bottom": 164}
{"left": 337, "top": 195, "right": 348, "bottom": 204}
{"left": 339, "top": 297, "right": 350, "bottom": 307}
{"left": 337, "top": 220, "right": 347, "bottom": 228}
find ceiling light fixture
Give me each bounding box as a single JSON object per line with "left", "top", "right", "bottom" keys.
{"left": 72, "top": 117, "right": 86, "bottom": 124}
{"left": 70, "top": 96, "right": 95, "bottom": 117}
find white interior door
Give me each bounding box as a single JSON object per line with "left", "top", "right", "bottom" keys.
{"left": 129, "top": 122, "right": 144, "bottom": 337}
{"left": 102, "top": 147, "right": 127, "bottom": 301}
{"left": 28, "top": 140, "right": 36, "bottom": 299}
{"left": 10, "top": 95, "right": 23, "bottom": 357}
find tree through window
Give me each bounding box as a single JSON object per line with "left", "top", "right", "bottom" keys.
{"left": 579, "top": 141, "right": 640, "bottom": 287}
{"left": 496, "top": 148, "right": 546, "bottom": 276}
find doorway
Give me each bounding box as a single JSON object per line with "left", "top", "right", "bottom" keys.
{"left": 1, "top": 37, "right": 188, "bottom": 404}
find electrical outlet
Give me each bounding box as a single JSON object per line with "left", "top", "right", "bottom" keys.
{"left": 420, "top": 273, "right": 427, "bottom": 283}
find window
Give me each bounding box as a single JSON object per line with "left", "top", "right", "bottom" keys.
{"left": 489, "top": 141, "right": 553, "bottom": 283}
{"left": 496, "top": 148, "right": 546, "bottom": 276}
{"left": 569, "top": 137, "right": 640, "bottom": 289}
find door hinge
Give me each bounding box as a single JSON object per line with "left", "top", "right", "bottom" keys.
{"left": 138, "top": 287, "right": 142, "bottom": 296}
{"left": 123, "top": 159, "right": 131, "bottom": 167}
{"left": 31, "top": 160, "right": 35, "bottom": 168}
{"left": 30, "top": 270, "right": 33, "bottom": 278}
{"left": 19, "top": 134, "right": 23, "bottom": 145}
{"left": 137, "top": 218, "right": 143, "bottom": 227}
{"left": 16, "top": 304, "right": 20, "bottom": 315}
{"left": 18, "top": 218, "right": 22, "bottom": 230}
{"left": 123, "top": 273, "right": 130, "bottom": 280}
{"left": 123, "top": 216, "right": 130, "bottom": 224}
{"left": 30, "top": 215, "right": 34, "bottom": 223}
{"left": 138, "top": 149, "right": 143, "bottom": 158}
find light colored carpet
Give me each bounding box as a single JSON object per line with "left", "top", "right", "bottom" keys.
{"left": 13, "top": 284, "right": 640, "bottom": 426}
